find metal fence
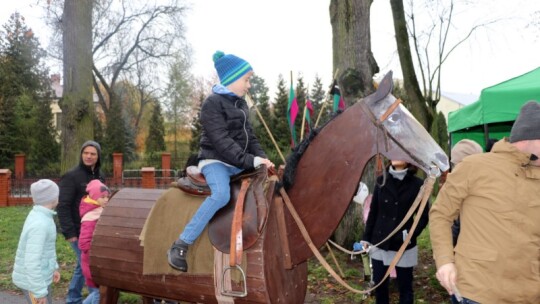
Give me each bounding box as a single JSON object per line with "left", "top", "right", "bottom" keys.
{"left": 9, "top": 169, "right": 181, "bottom": 199}
{"left": 121, "top": 169, "right": 180, "bottom": 189}
{"left": 10, "top": 177, "right": 62, "bottom": 199}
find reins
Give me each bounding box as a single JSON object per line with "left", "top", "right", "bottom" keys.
{"left": 278, "top": 173, "right": 436, "bottom": 294}
{"left": 359, "top": 100, "right": 435, "bottom": 175}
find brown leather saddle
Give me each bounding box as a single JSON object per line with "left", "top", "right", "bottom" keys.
{"left": 176, "top": 165, "right": 272, "bottom": 255}
{"left": 176, "top": 166, "right": 211, "bottom": 196}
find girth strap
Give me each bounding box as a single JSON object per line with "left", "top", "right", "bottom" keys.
{"left": 229, "top": 178, "right": 252, "bottom": 267}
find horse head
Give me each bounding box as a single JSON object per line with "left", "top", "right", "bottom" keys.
{"left": 362, "top": 71, "right": 449, "bottom": 174}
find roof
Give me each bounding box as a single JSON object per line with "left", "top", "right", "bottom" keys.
{"left": 448, "top": 67, "right": 540, "bottom": 133}
{"left": 441, "top": 91, "right": 478, "bottom": 106}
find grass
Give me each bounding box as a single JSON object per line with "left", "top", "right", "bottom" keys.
{"left": 0, "top": 206, "right": 142, "bottom": 303}
{"left": 1, "top": 206, "right": 450, "bottom": 303}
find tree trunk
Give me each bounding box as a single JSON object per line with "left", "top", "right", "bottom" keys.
{"left": 330, "top": 0, "right": 379, "bottom": 246}
{"left": 389, "top": 0, "right": 430, "bottom": 129}
{"left": 61, "top": 0, "right": 94, "bottom": 173}
{"left": 330, "top": 0, "right": 379, "bottom": 102}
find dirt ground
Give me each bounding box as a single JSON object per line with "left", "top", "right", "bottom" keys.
{"left": 305, "top": 248, "right": 450, "bottom": 303}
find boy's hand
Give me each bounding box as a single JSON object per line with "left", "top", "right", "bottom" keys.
{"left": 53, "top": 270, "right": 61, "bottom": 283}
{"left": 260, "top": 158, "right": 275, "bottom": 169}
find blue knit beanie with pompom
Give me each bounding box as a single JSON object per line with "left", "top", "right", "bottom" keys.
{"left": 213, "top": 51, "right": 253, "bottom": 86}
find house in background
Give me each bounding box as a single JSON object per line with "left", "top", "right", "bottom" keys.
{"left": 50, "top": 74, "right": 63, "bottom": 140}
{"left": 50, "top": 74, "right": 100, "bottom": 141}
{"left": 437, "top": 91, "right": 478, "bottom": 122}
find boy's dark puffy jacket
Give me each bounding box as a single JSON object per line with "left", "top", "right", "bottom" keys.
{"left": 198, "top": 93, "right": 266, "bottom": 169}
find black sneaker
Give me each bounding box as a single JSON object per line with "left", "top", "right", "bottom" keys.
{"left": 167, "top": 239, "right": 189, "bottom": 272}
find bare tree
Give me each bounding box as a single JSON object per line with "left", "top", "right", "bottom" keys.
{"left": 60, "top": 0, "right": 93, "bottom": 172}
{"left": 330, "top": 0, "right": 379, "bottom": 102}
{"left": 46, "top": 0, "right": 190, "bottom": 157}
{"left": 392, "top": 0, "right": 497, "bottom": 129}
{"left": 330, "top": 0, "right": 379, "bottom": 246}
{"left": 90, "top": 0, "right": 189, "bottom": 125}
{"left": 165, "top": 52, "right": 198, "bottom": 159}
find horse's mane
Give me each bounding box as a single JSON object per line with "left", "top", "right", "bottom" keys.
{"left": 282, "top": 111, "right": 342, "bottom": 190}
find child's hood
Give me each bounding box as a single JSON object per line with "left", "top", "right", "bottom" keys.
{"left": 79, "top": 196, "right": 101, "bottom": 217}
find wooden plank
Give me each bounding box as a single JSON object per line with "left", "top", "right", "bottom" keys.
{"left": 274, "top": 196, "right": 293, "bottom": 269}
{"left": 98, "top": 216, "right": 146, "bottom": 229}
{"left": 91, "top": 245, "right": 142, "bottom": 263}
{"left": 93, "top": 226, "right": 141, "bottom": 238}
{"left": 92, "top": 276, "right": 219, "bottom": 303}
{"left": 91, "top": 235, "right": 141, "bottom": 249}
{"left": 108, "top": 199, "right": 155, "bottom": 209}
{"left": 102, "top": 206, "right": 151, "bottom": 218}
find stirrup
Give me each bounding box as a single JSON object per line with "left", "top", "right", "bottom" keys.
{"left": 220, "top": 265, "right": 247, "bottom": 297}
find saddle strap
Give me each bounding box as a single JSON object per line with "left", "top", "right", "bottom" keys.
{"left": 230, "top": 178, "right": 252, "bottom": 267}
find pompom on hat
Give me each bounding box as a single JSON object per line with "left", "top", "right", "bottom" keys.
{"left": 509, "top": 100, "right": 540, "bottom": 143}
{"left": 213, "top": 51, "right": 253, "bottom": 86}
{"left": 86, "top": 179, "right": 111, "bottom": 201}
{"left": 451, "top": 139, "right": 483, "bottom": 166}
{"left": 31, "top": 179, "right": 59, "bottom": 206}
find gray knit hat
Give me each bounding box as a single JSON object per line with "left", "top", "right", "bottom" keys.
{"left": 510, "top": 101, "right": 540, "bottom": 143}
{"left": 30, "top": 179, "right": 59, "bottom": 206}
{"left": 80, "top": 140, "right": 102, "bottom": 168}
{"left": 451, "top": 139, "right": 483, "bottom": 165}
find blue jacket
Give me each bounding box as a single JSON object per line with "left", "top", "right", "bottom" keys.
{"left": 12, "top": 206, "right": 59, "bottom": 298}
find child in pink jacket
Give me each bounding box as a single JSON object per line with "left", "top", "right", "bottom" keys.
{"left": 79, "top": 179, "right": 111, "bottom": 304}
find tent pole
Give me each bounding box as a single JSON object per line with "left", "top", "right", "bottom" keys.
{"left": 483, "top": 124, "right": 489, "bottom": 149}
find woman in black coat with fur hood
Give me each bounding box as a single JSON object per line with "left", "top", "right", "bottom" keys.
{"left": 362, "top": 160, "right": 429, "bottom": 304}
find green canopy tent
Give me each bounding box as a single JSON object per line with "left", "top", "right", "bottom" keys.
{"left": 448, "top": 67, "right": 540, "bottom": 150}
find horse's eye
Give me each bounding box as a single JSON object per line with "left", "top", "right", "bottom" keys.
{"left": 387, "top": 112, "right": 400, "bottom": 123}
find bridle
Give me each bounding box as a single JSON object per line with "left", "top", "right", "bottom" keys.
{"left": 359, "top": 98, "right": 439, "bottom": 176}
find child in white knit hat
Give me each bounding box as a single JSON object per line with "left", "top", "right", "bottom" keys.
{"left": 12, "top": 179, "right": 61, "bottom": 304}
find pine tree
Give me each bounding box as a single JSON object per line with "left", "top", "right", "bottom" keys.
{"left": 0, "top": 96, "right": 17, "bottom": 167}
{"left": 271, "top": 75, "right": 292, "bottom": 157}
{"left": 102, "top": 99, "right": 128, "bottom": 162}
{"left": 310, "top": 75, "right": 331, "bottom": 127}
{"left": 0, "top": 13, "right": 59, "bottom": 171}
{"left": 29, "top": 91, "right": 61, "bottom": 175}
{"left": 145, "top": 101, "right": 167, "bottom": 154}
{"left": 248, "top": 74, "right": 274, "bottom": 154}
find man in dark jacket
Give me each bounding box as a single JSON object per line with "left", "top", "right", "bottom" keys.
{"left": 57, "top": 140, "right": 105, "bottom": 304}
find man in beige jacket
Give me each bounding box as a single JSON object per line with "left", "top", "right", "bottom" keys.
{"left": 430, "top": 100, "right": 540, "bottom": 303}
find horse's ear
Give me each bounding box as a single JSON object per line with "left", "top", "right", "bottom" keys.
{"left": 363, "top": 71, "right": 394, "bottom": 104}
{"left": 378, "top": 71, "right": 394, "bottom": 94}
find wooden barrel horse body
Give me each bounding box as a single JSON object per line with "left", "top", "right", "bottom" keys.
{"left": 90, "top": 71, "right": 449, "bottom": 303}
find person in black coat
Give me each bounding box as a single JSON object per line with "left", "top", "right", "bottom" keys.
{"left": 57, "top": 140, "right": 105, "bottom": 304}
{"left": 362, "top": 160, "right": 429, "bottom": 304}
{"left": 167, "top": 51, "right": 274, "bottom": 272}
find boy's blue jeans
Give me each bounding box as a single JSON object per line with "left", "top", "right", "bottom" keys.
{"left": 66, "top": 240, "right": 85, "bottom": 304}
{"left": 180, "top": 162, "right": 243, "bottom": 244}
